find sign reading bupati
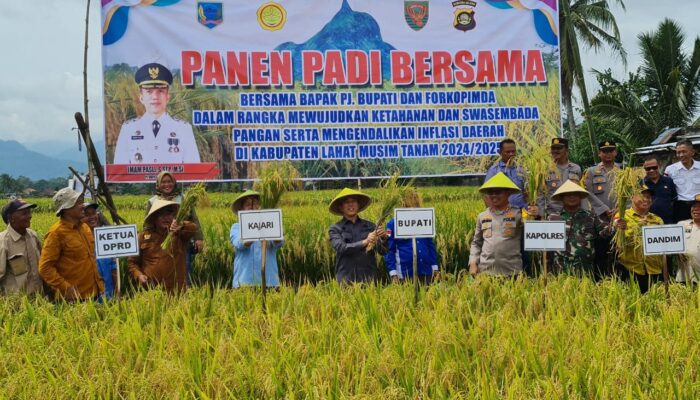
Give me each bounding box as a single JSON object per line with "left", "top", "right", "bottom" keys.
{"left": 642, "top": 225, "right": 685, "bottom": 255}
{"left": 238, "top": 209, "right": 284, "bottom": 241}
{"left": 524, "top": 221, "right": 566, "bottom": 251}
{"left": 94, "top": 225, "right": 139, "bottom": 259}
{"left": 393, "top": 208, "right": 435, "bottom": 238}
{"left": 102, "top": 0, "right": 560, "bottom": 182}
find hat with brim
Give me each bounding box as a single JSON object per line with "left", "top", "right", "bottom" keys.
{"left": 84, "top": 202, "right": 99, "bottom": 211}
{"left": 640, "top": 184, "right": 653, "bottom": 195}
{"left": 552, "top": 180, "right": 589, "bottom": 201}
{"left": 598, "top": 140, "right": 617, "bottom": 150}
{"left": 232, "top": 190, "right": 261, "bottom": 213}
{"left": 146, "top": 199, "right": 179, "bottom": 223}
{"left": 693, "top": 194, "right": 700, "bottom": 206}
{"left": 479, "top": 172, "right": 521, "bottom": 194}
{"left": 53, "top": 188, "right": 83, "bottom": 216}
{"left": 2, "top": 199, "right": 37, "bottom": 224}
{"left": 329, "top": 188, "right": 371, "bottom": 216}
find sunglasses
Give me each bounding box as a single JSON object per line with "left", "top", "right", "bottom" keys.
{"left": 644, "top": 166, "right": 659, "bottom": 171}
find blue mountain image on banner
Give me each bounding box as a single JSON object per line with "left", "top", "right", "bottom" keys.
{"left": 275, "top": 0, "right": 396, "bottom": 85}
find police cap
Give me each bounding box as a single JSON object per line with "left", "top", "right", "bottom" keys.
{"left": 135, "top": 63, "right": 172, "bottom": 88}
{"left": 550, "top": 137, "right": 568, "bottom": 148}
{"left": 598, "top": 140, "right": 617, "bottom": 150}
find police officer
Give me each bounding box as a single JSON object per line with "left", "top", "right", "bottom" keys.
{"left": 537, "top": 138, "right": 581, "bottom": 218}
{"left": 113, "top": 63, "right": 201, "bottom": 164}
{"left": 584, "top": 140, "right": 620, "bottom": 215}
{"left": 584, "top": 140, "right": 620, "bottom": 276}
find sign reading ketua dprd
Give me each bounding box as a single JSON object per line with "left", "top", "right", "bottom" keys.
{"left": 94, "top": 225, "right": 139, "bottom": 259}
{"left": 238, "top": 209, "right": 284, "bottom": 241}
{"left": 393, "top": 208, "right": 435, "bottom": 238}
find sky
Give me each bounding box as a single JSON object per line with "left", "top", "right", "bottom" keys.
{"left": 0, "top": 0, "right": 698, "bottom": 155}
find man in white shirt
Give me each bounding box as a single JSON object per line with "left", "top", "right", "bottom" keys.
{"left": 665, "top": 139, "right": 700, "bottom": 222}
{"left": 113, "top": 63, "right": 201, "bottom": 165}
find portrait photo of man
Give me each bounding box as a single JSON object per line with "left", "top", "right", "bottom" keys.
{"left": 113, "top": 63, "right": 201, "bottom": 165}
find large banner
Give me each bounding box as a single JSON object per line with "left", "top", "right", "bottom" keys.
{"left": 102, "top": 0, "right": 560, "bottom": 182}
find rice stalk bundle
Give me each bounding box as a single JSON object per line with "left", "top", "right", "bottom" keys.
{"left": 519, "top": 144, "right": 557, "bottom": 216}
{"left": 161, "top": 183, "right": 208, "bottom": 251}
{"left": 610, "top": 167, "right": 644, "bottom": 251}
{"left": 367, "top": 173, "right": 414, "bottom": 252}
{"left": 254, "top": 161, "right": 301, "bottom": 209}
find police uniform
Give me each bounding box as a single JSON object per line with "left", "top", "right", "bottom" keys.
{"left": 469, "top": 207, "right": 523, "bottom": 276}
{"left": 113, "top": 63, "right": 201, "bottom": 164}
{"left": 584, "top": 141, "right": 620, "bottom": 215}
{"left": 537, "top": 138, "right": 583, "bottom": 217}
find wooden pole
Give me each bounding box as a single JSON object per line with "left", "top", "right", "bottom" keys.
{"left": 261, "top": 240, "right": 268, "bottom": 313}
{"left": 413, "top": 237, "right": 419, "bottom": 306}
{"left": 663, "top": 255, "right": 670, "bottom": 300}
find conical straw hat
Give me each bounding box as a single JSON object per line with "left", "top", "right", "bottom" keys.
{"left": 552, "top": 180, "right": 589, "bottom": 200}
{"left": 145, "top": 199, "right": 179, "bottom": 222}
{"left": 329, "top": 188, "right": 371, "bottom": 215}
{"left": 231, "top": 190, "right": 260, "bottom": 212}
{"left": 479, "top": 172, "right": 521, "bottom": 193}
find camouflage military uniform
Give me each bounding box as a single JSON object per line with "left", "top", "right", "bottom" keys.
{"left": 552, "top": 208, "right": 611, "bottom": 275}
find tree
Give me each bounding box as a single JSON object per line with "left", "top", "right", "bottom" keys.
{"left": 592, "top": 19, "right": 700, "bottom": 147}
{"left": 559, "top": 0, "right": 627, "bottom": 157}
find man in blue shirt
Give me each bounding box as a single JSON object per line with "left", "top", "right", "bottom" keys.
{"left": 484, "top": 138, "right": 527, "bottom": 209}
{"left": 643, "top": 155, "right": 677, "bottom": 224}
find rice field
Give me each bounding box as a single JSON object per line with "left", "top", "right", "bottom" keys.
{"left": 3, "top": 188, "right": 700, "bottom": 398}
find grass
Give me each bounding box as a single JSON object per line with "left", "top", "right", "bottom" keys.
{"left": 2, "top": 277, "right": 700, "bottom": 398}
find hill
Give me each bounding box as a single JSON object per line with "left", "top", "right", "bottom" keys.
{"left": 0, "top": 139, "right": 88, "bottom": 180}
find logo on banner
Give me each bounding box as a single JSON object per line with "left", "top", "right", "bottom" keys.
{"left": 257, "top": 2, "right": 287, "bottom": 31}
{"left": 452, "top": 0, "right": 477, "bottom": 32}
{"left": 197, "top": 2, "right": 223, "bottom": 29}
{"left": 404, "top": 1, "right": 429, "bottom": 31}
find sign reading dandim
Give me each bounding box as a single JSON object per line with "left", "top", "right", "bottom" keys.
{"left": 101, "top": 0, "right": 560, "bottom": 182}
{"left": 94, "top": 225, "right": 139, "bottom": 259}
{"left": 642, "top": 225, "right": 685, "bottom": 255}
{"left": 238, "top": 209, "right": 284, "bottom": 241}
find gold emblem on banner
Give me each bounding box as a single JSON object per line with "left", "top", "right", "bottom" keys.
{"left": 257, "top": 2, "right": 286, "bottom": 31}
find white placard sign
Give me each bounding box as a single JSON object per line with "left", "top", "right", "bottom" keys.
{"left": 393, "top": 208, "right": 435, "bottom": 238}
{"left": 238, "top": 209, "right": 284, "bottom": 241}
{"left": 94, "top": 224, "right": 139, "bottom": 259}
{"left": 642, "top": 225, "right": 685, "bottom": 255}
{"left": 524, "top": 221, "right": 566, "bottom": 251}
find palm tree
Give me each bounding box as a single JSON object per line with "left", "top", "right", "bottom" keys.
{"left": 592, "top": 19, "right": 700, "bottom": 146}
{"left": 559, "top": 0, "right": 626, "bottom": 157}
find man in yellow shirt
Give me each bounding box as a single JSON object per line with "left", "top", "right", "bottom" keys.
{"left": 614, "top": 185, "right": 664, "bottom": 293}
{"left": 39, "top": 188, "right": 104, "bottom": 301}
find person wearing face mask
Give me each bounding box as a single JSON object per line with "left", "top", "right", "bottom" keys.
{"left": 39, "top": 188, "right": 104, "bottom": 301}
{"left": 0, "top": 199, "right": 43, "bottom": 296}
{"left": 328, "top": 188, "right": 388, "bottom": 284}
{"left": 229, "top": 190, "right": 284, "bottom": 289}
{"left": 146, "top": 171, "right": 204, "bottom": 280}
{"left": 613, "top": 185, "right": 664, "bottom": 294}
{"left": 129, "top": 200, "right": 197, "bottom": 294}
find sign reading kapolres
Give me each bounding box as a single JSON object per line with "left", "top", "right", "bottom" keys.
{"left": 101, "top": 0, "right": 560, "bottom": 182}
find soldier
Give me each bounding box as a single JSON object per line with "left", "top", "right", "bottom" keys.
{"left": 113, "top": 63, "right": 201, "bottom": 165}
{"left": 469, "top": 172, "right": 536, "bottom": 277}
{"left": 549, "top": 180, "right": 612, "bottom": 279}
